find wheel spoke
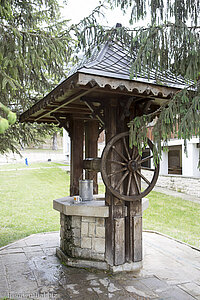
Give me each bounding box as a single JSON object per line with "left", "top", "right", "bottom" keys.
{"left": 133, "top": 172, "right": 141, "bottom": 194}
{"left": 101, "top": 131, "right": 159, "bottom": 201}
{"left": 127, "top": 172, "right": 132, "bottom": 196}
{"left": 115, "top": 170, "right": 129, "bottom": 190}
{"left": 141, "top": 166, "right": 155, "bottom": 172}
{"left": 131, "top": 146, "right": 136, "bottom": 159}
{"left": 123, "top": 137, "right": 131, "bottom": 160}
{"left": 108, "top": 167, "right": 128, "bottom": 178}
{"left": 112, "top": 145, "right": 128, "bottom": 162}
{"left": 136, "top": 170, "right": 151, "bottom": 185}
{"left": 107, "top": 160, "right": 127, "bottom": 166}
{"left": 135, "top": 154, "right": 141, "bottom": 161}
{"left": 138, "top": 155, "right": 153, "bottom": 165}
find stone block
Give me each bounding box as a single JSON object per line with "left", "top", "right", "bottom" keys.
{"left": 72, "top": 228, "right": 81, "bottom": 239}
{"left": 72, "top": 247, "right": 82, "bottom": 258}
{"left": 91, "top": 252, "right": 105, "bottom": 261}
{"left": 81, "top": 237, "right": 92, "bottom": 249}
{"left": 95, "top": 218, "right": 105, "bottom": 227}
{"left": 96, "top": 226, "right": 105, "bottom": 238}
{"left": 92, "top": 238, "right": 105, "bottom": 253}
{"left": 81, "top": 222, "right": 89, "bottom": 236}
{"left": 63, "top": 242, "right": 73, "bottom": 256}
{"left": 156, "top": 175, "right": 200, "bottom": 198}
{"left": 178, "top": 282, "right": 200, "bottom": 297}
{"left": 65, "top": 216, "right": 72, "bottom": 229}
{"left": 60, "top": 228, "right": 65, "bottom": 239}
{"left": 65, "top": 230, "right": 73, "bottom": 240}
{"left": 79, "top": 248, "right": 92, "bottom": 259}
{"left": 53, "top": 200, "right": 63, "bottom": 213}
{"left": 60, "top": 219, "right": 65, "bottom": 227}
{"left": 82, "top": 216, "right": 96, "bottom": 223}
{"left": 89, "top": 223, "right": 96, "bottom": 237}
{"left": 1, "top": 253, "right": 28, "bottom": 265}
{"left": 60, "top": 239, "right": 64, "bottom": 250}
{"left": 73, "top": 237, "right": 81, "bottom": 247}
{"left": 60, "top": 213, "right": 66, "bottom": 224}
{"left": 71, "top": 216, "right": 81, "bottom": 228}
{"left": 158, "top": 286, "right": 195, "bottom": 300}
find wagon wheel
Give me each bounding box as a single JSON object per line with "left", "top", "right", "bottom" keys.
{"left": 101, "top": 132, "right": 159, "bottom": 201}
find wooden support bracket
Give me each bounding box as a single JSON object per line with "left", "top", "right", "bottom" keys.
{"left": 119, "top": 97, "right": 134, "bottom": 121}
{"left": 82, "top": 98, "right": 105, "bottom": 127}
{"left": 50, "top": 113, "right": 72, "bottom": 137}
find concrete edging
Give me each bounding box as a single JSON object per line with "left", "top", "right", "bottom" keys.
{"left": 56, "top": 247, "right": 143, "bottom": 273}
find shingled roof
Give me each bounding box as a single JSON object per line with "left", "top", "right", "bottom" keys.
{"left": 20, "top": 41, "right": 190, "bottom": 124}
{"left": 70, "top": 41, "right": 188, "bottom": 89}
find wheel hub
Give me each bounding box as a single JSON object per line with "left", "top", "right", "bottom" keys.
{"left": 101, "top": 131, "right": 160, "bottom": 201}
{"left": 128, "top": 160, "right": 138, "bottom": 172}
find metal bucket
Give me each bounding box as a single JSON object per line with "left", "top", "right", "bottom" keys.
{"left": 79, "top": 179, "right": 93, "bottom": 201}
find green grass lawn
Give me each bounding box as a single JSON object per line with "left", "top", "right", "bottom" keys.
{"left": 143, "top": 191, "right": 200, "bottom": 248}
{"left": 0, "top": 162, "right": 69, "bottom": 247}
{"left": 0, "top": 162, "right": 199, "bottom": 249}
{"left": 0, "top": 161, "right": 68, "bottom": 170}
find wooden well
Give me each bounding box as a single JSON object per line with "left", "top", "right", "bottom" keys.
{"left": 20, "top": 41, "right": 187, "bottom": 271}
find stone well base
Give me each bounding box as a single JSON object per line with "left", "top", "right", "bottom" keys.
{"left": 53, "top": 195, "right": 148, "bottom": 272}
{"left": 56, "top": 247, "right": 143, "bottom": 273}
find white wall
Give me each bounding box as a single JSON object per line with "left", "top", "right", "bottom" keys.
{"left": 160, "top": 150, "right": 168, "bottom": 175}
{"left": 193, "top": 144, "right": 200, "bottom": 177}
{"left": 182, "top": 142, "right": 193, "bottom": 176}
{"left": 160, "top": 137, "right": 200, "bottom": 178}
{"left": 63, "top": 129, "right": 70, "bottom": 163}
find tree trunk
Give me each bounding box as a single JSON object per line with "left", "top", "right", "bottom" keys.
{"left": 52, "top": 132, "right": 58, "bottom": 150}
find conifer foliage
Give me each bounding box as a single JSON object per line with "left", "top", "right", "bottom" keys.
{"left": 106, "top": 0, "right": 200, "bottom": 161}
{"left": 0, "top": 0, "right": 103, "bottom": 152}
{"left": 0, "top": 0, "right": 199, "bottom": 158}
{"left": 74, "top": 1, "right": 199, "bottom": 161}
{"left": 0, "top": 0, "right": 71, "bottom": 151}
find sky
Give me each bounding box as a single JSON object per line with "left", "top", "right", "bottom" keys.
{"left": 59, "top": 0, "right": 141, "bottom": 28}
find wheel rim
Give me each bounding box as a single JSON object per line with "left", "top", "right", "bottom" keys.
{"left": 101, "top": 132, "right": 159, "bottom": 201}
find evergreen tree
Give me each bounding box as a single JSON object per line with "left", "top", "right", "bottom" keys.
{"left": 0, "top": 0, "right": 67, "bottom": 151}
{"left": 0, "top": 0, "right": 104, "bottom": 153}
{"left": 0, "top": 0, "right": 199, "bottom": 159}
{"left": 76, "top": 0, "right": 199, "bottom": 160}
{"left": 110, "top": 0, "right": 200, "bottom": 159}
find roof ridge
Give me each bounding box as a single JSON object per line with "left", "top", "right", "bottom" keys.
{"left": 70, "top": 40, "right": 192, "bottom": 89}
{"left": 83, "top": 42, "right": 110, "bottom": 68}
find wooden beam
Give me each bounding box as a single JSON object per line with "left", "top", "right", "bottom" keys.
{"left": 42, "top": 105, "right": 91, "bottom": 113}
{"left": 80, "top": 86, "right": 157, "bottom": 98}
{"left": 85, "top": 120, "right": 99, "bottom": 194}
{"left": 83, "top": 100, "right": 105, "bottom": 126}
{"left": 70, "top": 118, "right": 84, "bottom": 196}
{"left": 104, "top": 99, "right": 126, "bottom": 266}
{"left": 34, "top": 87, "right": 98, "bottom": 122}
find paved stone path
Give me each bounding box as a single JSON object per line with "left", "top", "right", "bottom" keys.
{"left": 152, "top": 186, "right": 200, "bottom": 204}
{"left": 0, "top": 231, "right": 200, "bottom": 299}
{"left": 141, "top": 183, "right": 200, "bottom": 204}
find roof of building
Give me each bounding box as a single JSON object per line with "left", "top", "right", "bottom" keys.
{"left": 19, "top": 41, "right": 190, "bottom": 124}
{"left": 70, "top": 41, "right": 188, "bottom": 89}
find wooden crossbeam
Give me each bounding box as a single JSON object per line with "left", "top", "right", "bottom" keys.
{"left": 34, "top": 87, "right": 97, "bottom": 122}
{"left": 82, "top": 99, "right": 105, "bottom": 126}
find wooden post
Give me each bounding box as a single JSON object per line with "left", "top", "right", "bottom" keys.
{"left": 104, "top": 100, "right": 143, "bottom": 267}
{"left": 104, "top": 100, "right": 126, "bottom": 266}
{"left": 125, "top": 106, "right": 142, "bottom": 263}
{"left": 125, "top": 201, "right": 142, "bottom": 262}
{"left": 85, "top": 120, "right": 99, "bottom": 194}
{"left": 70, "top": 118, "right": 84, "bottom": 196}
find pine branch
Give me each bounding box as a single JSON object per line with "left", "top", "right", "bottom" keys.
{"left": 128, "top": 81, "right": 200, "bottom": 161}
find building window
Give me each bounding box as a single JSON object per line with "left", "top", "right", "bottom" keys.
{"left": 142, "top": 149, "right": 151, "bottom": 168}
{"left": 168, "top": 145, "right": 182, "bottom": 175}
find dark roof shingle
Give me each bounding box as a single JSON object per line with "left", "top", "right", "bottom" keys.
{"left": 70, "top": 42, "right": 189, "bottom": 89}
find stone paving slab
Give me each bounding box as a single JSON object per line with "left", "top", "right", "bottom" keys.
{"left": 0, "top": 231, "right": 199, "bottom": 299}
